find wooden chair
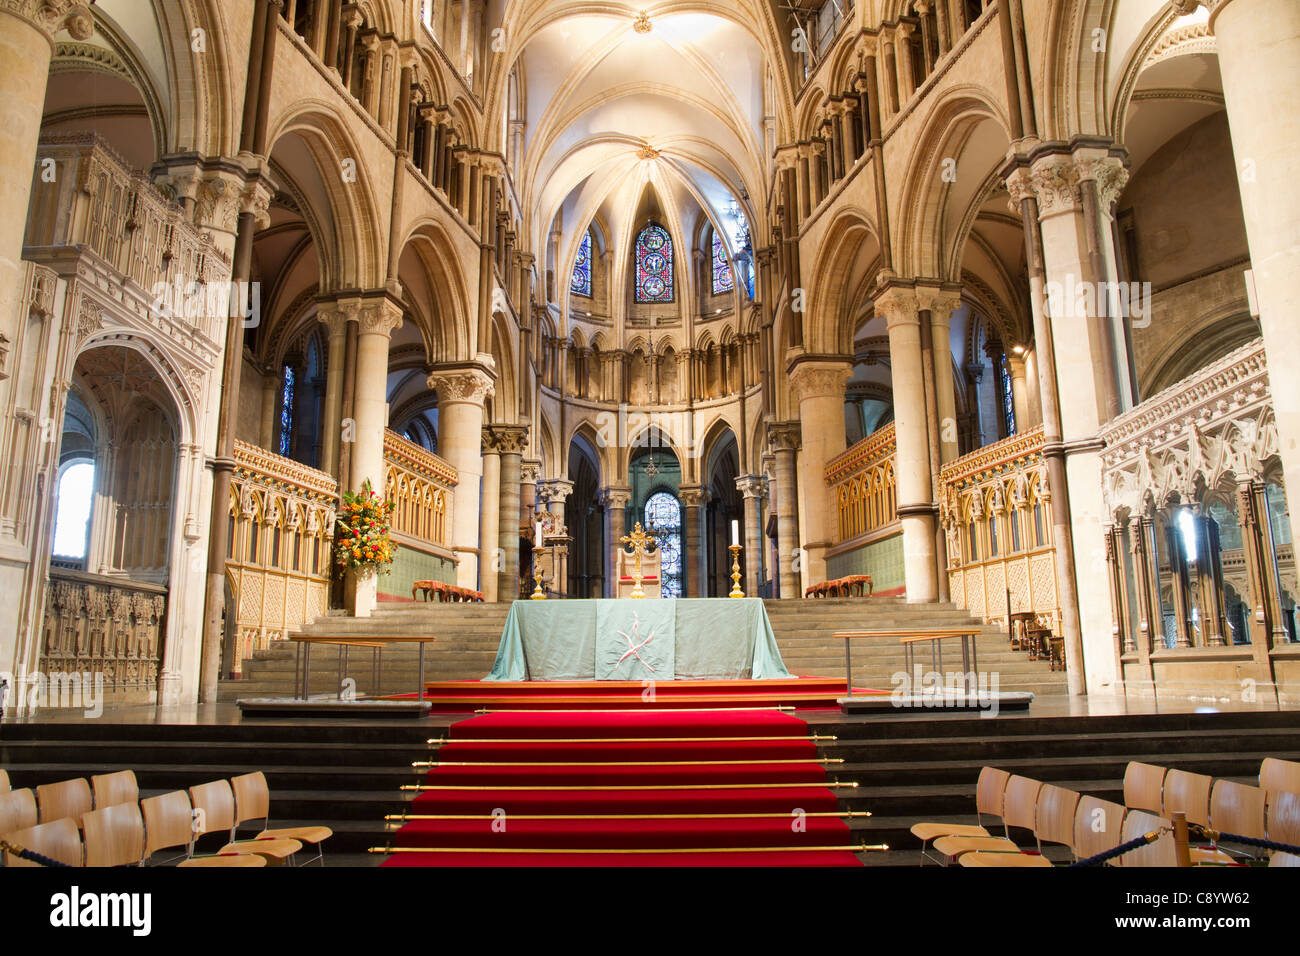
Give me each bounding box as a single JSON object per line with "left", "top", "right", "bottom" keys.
{"left": 83, "top": 803, "right": 145, "bottom": 867}
{"left": 1270, "top": 851, "right": 1300, "bottom": 867}
{"left": 1265, "top": 789, "right": 1300, "bottom": 848}
{"left": 1260, "top": 757, "right": 1300, "bottom": 795}
{"left": 141, "top": 790, "right": 196, "bottom": 864}
{"left": 189, "top": 780, "right": 300, "bottom": 864}
{"left": 1073, "top": 795, "right": 1127, "bottom": 864}
{"left": 957, "top": 783, "right": 1080, "bottom": 868}
{"left": 910, "top": 767, "right": 1010, "bottom": 864}
{"left": 4, "top": 818, "right": 82, "bottom": 867}
{"left": 0, "top": 788, "right": 38, "bottom": 836}
{"left": 1162, "top": 769, "right": 1212, "bottom": 828}
{"left": 934, "top": 775, "right": 1042, "bottom": 862}
{"left": 1117, "top": 810, "right": 1178, "bottom": 867}
{"left": 91, "top": 770, "right": 139, "bottom": 810}
{"left": 0, "top": 769, "right": 9, "bottom": 793}
{"left": 1034, "top": 784, "right": 1081, "bottom": 854}
{"left": 1192, "top": 780, "right": 1267, "bottom": 865}
{"left": 231, "top": 771, "right": 332, "bottom": 865}
{"left": 36, "top": 777, "right": 93, "bottom": 828}
{"left": 178, "top": 853, "right": 267, "bottom": 867}
{"left": 1123, "top": 762, "right": 1167, "bottom": 814}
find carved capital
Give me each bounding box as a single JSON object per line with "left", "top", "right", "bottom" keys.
{"left": 678, "top": 484, "right": 706, "bottom": 509}
{"left": 916, "top": 285, "right": 963, "bottom": 324}
{"left": 520, "top": 458, "right": 542, "bottom": 484}
{"left": 426, "top": 364, "right": 496, "bottom": 404}
{"left": 537, "top": 478, "right": 574, "bottom": 506}
{"left": 767, "top": 421, "right": 802, "bottom": 453}
{"left": 1024, "top": 156, "right": 1082, "bottom": 218}
{"left": 2, "top": 1, "right": 94, "bottom": 42}
{"left": 356, "top": 300, "right": 403, "bottom": 337}
{"left": 872, "top": 285, "right": 920, "bottom": 330}
{"left": 483, "top": 423, "right": 529, "bottom": 455}
{"left": 601, "top": 486, "right": 632, "bottom": 510}
{"left": 1076, "top": 156, "right": 1130, "bottom": 215}
{"left": 736, "top": 475, "right": 768, "bottom": 500}
{"left": 789, "top": 360, "right": 852, "bottom": 403}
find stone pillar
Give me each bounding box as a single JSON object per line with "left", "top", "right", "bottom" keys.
{"left": 538, "top": 478, "right": 573, "bottom": 525}
{"left": 876, "top": 286, "right": 940, "bottom": 603}
{"left": 601, "top": 487, "right": 631, "bottom": 598}
{"left": 317, "top": 305, "right": 349, "bottom": 477}
{"left": 0, "top": 4, "right": 93, "bottom": 467}
{"left": 921, "top": 287, "right": 962, "bottom": 465}
{"left": 679, "top": 485, "right": 704, "bottom": 597}
{"left": 1006, "top": 147, "right": 1131, "bottom": 692}
{"left": 895, "top": 22, "right": 917, "bottom": 103}
{"left": 737, "top": 475, "right": 768, "bottom": 596}
{"left": 345, "top": 297, "right": 403, "bottom": 616}
{"left": 490, "top": 424, "right": 528, "bottom": 602}
{"left": 427, "top": 364, "right": 496, "bottom": 589}
{"left": 879, "top": 26, "right": 900, "bottom": 116}
{"left": 259, "top": 370, "right": 279, "bottom": 449}
{"left": 768, "top": 423, "right": 801, "bottom": 599}
{"left": 1006, "top": 352, "right": 1031, "bottom": 434}
{"left": 478, "top": 433, "right": 501, "bottom": 603}
{"left": 789, "top": 360, "right": 852, "bottom": 592}
{"left": 520, "top": 458, "right": 541, "bottom": 524}
{"left": 1199, "top": 0, "right": 1300, "bottom": 549}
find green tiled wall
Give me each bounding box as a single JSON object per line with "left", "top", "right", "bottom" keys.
{"left": 826, "top": 531, "right": 905, "bottom": 593}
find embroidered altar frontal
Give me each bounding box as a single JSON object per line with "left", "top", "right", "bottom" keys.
{"left": 485, "top": 598, "right": 792, "bottom": 682}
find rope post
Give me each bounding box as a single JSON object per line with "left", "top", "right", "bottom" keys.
{"left": 1172, "top": 811, "right": 1192, "bottom": 868}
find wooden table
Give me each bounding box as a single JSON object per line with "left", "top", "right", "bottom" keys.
{"left": 834, "top": 627, "right": 981, "bottom": 696}
{"left": 290, "top": 634, "right": 437, "bottom": 701}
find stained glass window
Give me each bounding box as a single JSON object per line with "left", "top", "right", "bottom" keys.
{"left": 711, "top": 232, "right": 734, "bottom": 295}
{"left": 644, "top": 491, "right": 683, "bottom": 598}
{"left": 634, "top": 223, "right": 673, "bottom": 303}
{"left": 279, "top": 366, "right": 295, "bottom": 457}
{"left": 999, "top": 353, "right": 1017, "bottom": 437}
{"left": 571, "top": 231, "right": 592, "bottom": 297}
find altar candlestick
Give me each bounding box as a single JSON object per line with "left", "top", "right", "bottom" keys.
{"left": 534, "top": 520, "right": 542, "bottom": 548}
{"left": 731, "top": 519, "right": 739, "bottom": 548}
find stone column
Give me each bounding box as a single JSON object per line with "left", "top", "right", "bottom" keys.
{"left": 879, "top": 26, "right": 900, "bottom": 116}
{"left": 538, "top": 478, "right": 573, "bottom": 525}
{"left": 1006, "top": 147, "right": 1131, "bottom": 691}
{"left": 427, "top": 364, "right": 496, "bottom": 589}
{"left": 259, "top": 370, "right": 279, "bottom": 449}
{"left": 876, "top": 286, "right": 940, "bottom": 603}
{"left": 737, "top": 475, "right": 768, "bottom": 596}
{"left": 478, "top": 432, "right": 501, "bottom": 603}
{"left": 490, "top": 424, "right": 528, "bottom": 602}
{"left": 345, "top": 297, "right": 403, "bottom": 616}
{"left": 1197, "top": 0, "right": 1300, "bottom": 548}
{"left": 520, "top": 458, "right": 541, "bottom": 524}
{"left": 601, "top": 486, "right": 631, "bottom": 598}
{"left": 789, "top": 360, "right": 852, "bottom": 592}
{"left": 768, "top": 423, "right": 801, "bottom": 599}
{"left": 679, "top": 485, "right": 704, "bottom": 597}
{"left": 1006, "top": 352, "right": 1031, "bottom": 434}
{"left": 921, "top": 287, "right": 962, "bottom": 465}
{"left": 317, "top": 305, "right": 349, "bottom": 477}
{"left": 895, "top": 22, "right": 917, "bottom": 103}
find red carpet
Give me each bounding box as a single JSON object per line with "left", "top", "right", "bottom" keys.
{"left": 390, "top": 676, "right": 884, "bottom": 711}
{"left": 380, "top": 708, "right": 864, "bottom": 867}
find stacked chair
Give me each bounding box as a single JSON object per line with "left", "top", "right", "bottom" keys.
{"left": 1, "top": 767, "right": 330, "bottom": 867}
{"left": 909, "top": 756, "right": 1300, "bottom": 867}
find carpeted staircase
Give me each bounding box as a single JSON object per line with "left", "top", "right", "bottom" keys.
{"left": 219, "top": 597, "right": 1069, "bottom": 700}
{"left": 380, "top": 708, "right": 866, "bottom": 866}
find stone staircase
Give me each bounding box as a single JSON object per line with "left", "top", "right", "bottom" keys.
{"left": 218, "top": 597, "right": 1068, "bottom": 700}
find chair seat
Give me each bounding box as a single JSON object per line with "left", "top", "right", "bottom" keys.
{"left": 1190, "top": 846, "right": 1242, "bottom": 866}
{"left": 910, "top": 822, "right": 991, "bottom": 842}
{"left": 932, "top": 835, "right": 1021, "bottom": 858}
{"left": 960, "top": 851, "right": 1053, "bottom": 868}
{"left": 180, "top": 853, "right": 267, "bottom": 867}
{"left": 258, "top": 825, "right": 332, "bottom": 845}
{"left": 220, "top": 837, "right": 301, "bottom": 860}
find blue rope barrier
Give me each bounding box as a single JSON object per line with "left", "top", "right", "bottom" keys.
{"left": 0, "top": 839, "right": 71, "bottom": 867}
{"left": 1196, "top": 829, "right": 1300, "bottom": 856}
{"left": 1070, "top": 832, "right": 1162, "bottom": 867}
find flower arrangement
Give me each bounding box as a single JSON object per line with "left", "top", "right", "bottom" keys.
{"left": 334, "top": 479, "right": 397, "bottom": 575}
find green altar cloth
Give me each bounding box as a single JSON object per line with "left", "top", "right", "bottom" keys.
{"left": 484, "top": 598, "right": 792, "bottom": 681}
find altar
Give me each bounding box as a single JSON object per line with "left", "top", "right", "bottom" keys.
{"left": 484, "top": 598, "right": 792, "bottom": 681}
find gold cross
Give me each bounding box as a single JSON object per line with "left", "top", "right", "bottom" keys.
{"left": 619, "top": 522, "right": 656, "bottom": 598}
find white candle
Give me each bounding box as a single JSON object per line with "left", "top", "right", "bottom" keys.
{"left": 535, "top": 519, "right": 543, "bottom": 548}
{"left": 731, "top": 519, "right": 739, "bottom": 548}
